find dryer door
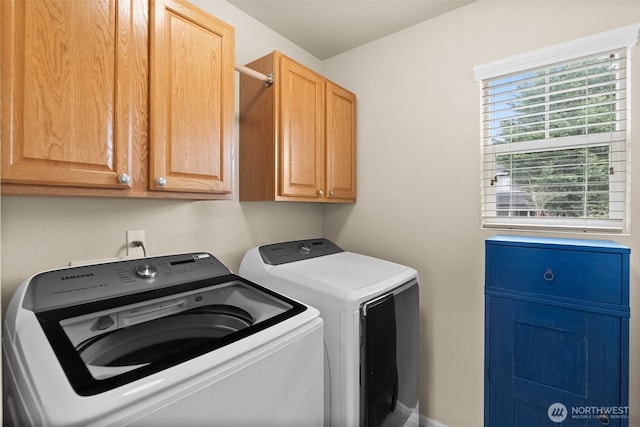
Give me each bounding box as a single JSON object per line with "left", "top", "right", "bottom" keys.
{"left": 360, "top": 280, "right": 419, "bottom": 427}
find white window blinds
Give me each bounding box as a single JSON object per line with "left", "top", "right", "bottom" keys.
{"left": 474, "top": 24, "right": 639, "bottom": 233}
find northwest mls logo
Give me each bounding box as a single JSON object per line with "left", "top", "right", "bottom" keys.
{"left": 548, "top": 402, "right": 629, "bottom": 423}
{"left": 548, "top": 402, "right": 567, "bottom": 423}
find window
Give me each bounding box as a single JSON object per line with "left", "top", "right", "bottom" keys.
{"left": 474, "top": 24, "right": 639, "bottom": 233}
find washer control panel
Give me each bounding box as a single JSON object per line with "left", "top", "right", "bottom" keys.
{"left": 133, "top": 264, "right": 159, "bottom": 279}
{"left": 24, "top": 253, "right": 230, "bottom": 312}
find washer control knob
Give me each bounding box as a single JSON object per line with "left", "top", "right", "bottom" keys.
{"left": 134, "top": 264, "right": 159, "bottom": 279}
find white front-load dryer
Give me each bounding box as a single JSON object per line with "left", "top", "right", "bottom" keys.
{"left": 240, "top": 238, "right": 419, "bottom": 427}
{"left": 3, "top": 252, "right": 323, "bottom": 427}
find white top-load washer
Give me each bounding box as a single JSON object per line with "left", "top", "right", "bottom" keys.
{"left": 3, "top": 252, "right": 323, "bottom": 427}
{"left": 240, "top": 238, "right": 419, "bottom": 427}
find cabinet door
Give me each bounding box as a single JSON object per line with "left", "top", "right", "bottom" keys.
{"left": 326, "top": 82, "right": 356, "bottom": 201}
{"left": 150, "top": 0, "right": 234, "bottom": 194}
{"left": 486, "top": 296, "right": 623, "bottom": 427}
{"left": 278, "top": 56, "right": 325, "bottom": 199}
{"left": 1, "top": 0, "right": 134, "bottom": 189}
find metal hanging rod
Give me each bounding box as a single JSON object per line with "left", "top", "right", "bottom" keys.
{"left": 235, "top": 64, "right": 273, "bottom": 87}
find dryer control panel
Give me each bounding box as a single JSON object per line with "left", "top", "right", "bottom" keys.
{"left": 22, "top": 253, "right": 230, "bottom": 312}
{"left": 258, "top": 238, "right": 343, "bottom": 265}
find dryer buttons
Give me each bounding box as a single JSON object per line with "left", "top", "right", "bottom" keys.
{"left": 299, "top": 243, "right": 311, "bottom": 254}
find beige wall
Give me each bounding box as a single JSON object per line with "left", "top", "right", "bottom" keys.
{"left": 322, "top": 1, "right": 640, "bottom": 426}
{"left": 3, "top": 1, "right": 640, "bottom": 427}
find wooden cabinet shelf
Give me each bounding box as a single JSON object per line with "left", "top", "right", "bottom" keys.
{"left": 1, "top": 0, "right": 234, "bottom": 200}
{"left": 239, "top": 51, "right": 356, "bottom": 203}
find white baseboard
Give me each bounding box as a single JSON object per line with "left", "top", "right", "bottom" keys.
{"left": 420, "top": 414, "right": 449, "bottom": 427}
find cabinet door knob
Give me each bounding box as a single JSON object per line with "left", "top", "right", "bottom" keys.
{"left": 118, "top": 173, "right": 131, "bottom": 185}
{"left": 317, "top": 190, "right": 324, "bottom": 196}
{"left": 156, "top": 177, "right": 167, "bottom": 187}
{"left": 329, "top": 190, "right": 334, "bottom": 197}
{"left": 543, "top": 269, "right": 555, "bottom": 282}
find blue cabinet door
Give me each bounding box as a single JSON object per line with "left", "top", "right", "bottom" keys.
{"left": 486, "top": 296, "right": 623, "bottom": 427}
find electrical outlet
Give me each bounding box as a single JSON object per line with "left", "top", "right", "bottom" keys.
{"left": 126, "top": 229, "right": 146, "bottom": 257}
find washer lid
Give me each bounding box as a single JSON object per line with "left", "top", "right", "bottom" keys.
{"left": 36, "top": 275, "right": 307, "bottom": 396}
{"left": 268, "top": 252, "right": 418, "bottom": 309}
{"left": 76, "top": 304, "right": 254, "bottom": 380}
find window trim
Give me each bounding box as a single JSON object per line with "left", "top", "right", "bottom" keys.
{"left": 473, "top": 24, "right": 639, "bottom": 82}
{"left": 475, "top": 24, "right": 639, "bottom": 234}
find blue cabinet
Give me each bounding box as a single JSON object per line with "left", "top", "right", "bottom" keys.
{"left": 485, "top": 235, "right": 630, "bottom": 427}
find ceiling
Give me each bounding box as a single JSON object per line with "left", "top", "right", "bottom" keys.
{"left": 228, "top": 0, "right": 476, "bottom": 60}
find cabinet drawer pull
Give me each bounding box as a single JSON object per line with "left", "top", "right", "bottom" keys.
{"left": 118, "top": 173, "right": 131, "bottom": 185}
{"left": 543, "top": 269, "right": 555, "bottom": 282}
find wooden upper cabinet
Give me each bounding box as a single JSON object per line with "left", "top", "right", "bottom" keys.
{"left": 326, "top": 81, "right": 357, "bottom": 201}
{"left": 279, "top": 56, "right": 325, "bottom": 199}
{"left": 1, "top": 0, "right": 135, "bottom": 189}
{"left": 149, "top": 0, "right": 234, "bottom": 194}
{"left": 1, "top": 0, "right": 234, "bottom": 199}
{"left": 239, "top": 51, "right": 356, "bottom": 203}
